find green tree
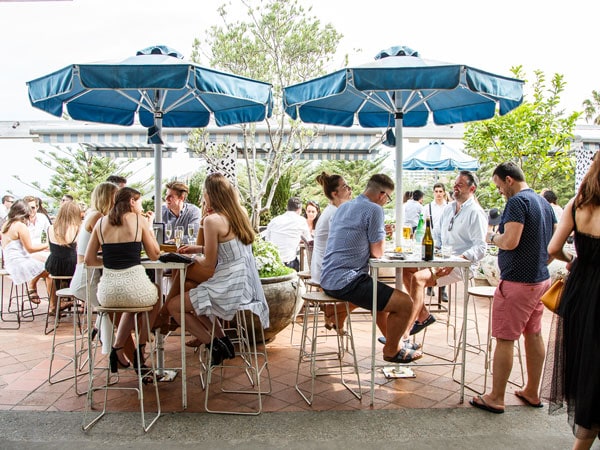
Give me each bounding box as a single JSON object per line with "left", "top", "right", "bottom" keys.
{"left": 188, "top": 0, "right": 343, "bottom": 228}
{"left": 463, "top": 67, "right": 580, "bottom": 209}
{"left": 582, "top": 89, "right": 600, "bottom": 125}
{"left": 14, "top": 145, "right": 151, "bottom": 208}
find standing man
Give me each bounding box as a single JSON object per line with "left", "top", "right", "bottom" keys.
{"left": 161, "top": 180, "right": 202, "bottom": 235}
{"left": 265, "top": 197, "right": 311, "bottom": 271}
{"left": 425, "top": 182, "right": 449, "bottom": 299}
{"left": 401, "top": 171, "right": 487, "bottom": 339}
{"left": 403, "top": 190, "right": 424, "bottom": 233}
{"left": 471, "top": 162, "right": 555, "bottom": 414}
{"left": 321, "top": 174, "right": 422, "bottom": 363}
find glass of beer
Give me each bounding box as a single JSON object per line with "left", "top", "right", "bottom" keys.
{"left": 402, "top": 226, "right": 411, "bottom": 240}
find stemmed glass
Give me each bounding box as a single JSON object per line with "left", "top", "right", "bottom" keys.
{"left": 187, "top": 224, "right": 195, "bottom": 244}
{"left": 165, "top": 223, "right": 173, "bottom": 242}
{"left": 174, "top": 226, "right": 184, "bottom": 249}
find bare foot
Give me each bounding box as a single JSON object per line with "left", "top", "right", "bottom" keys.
{"left": 514, "top": 390, "right": 543, "bottom": 408}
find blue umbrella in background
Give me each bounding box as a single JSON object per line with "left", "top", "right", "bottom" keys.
{"left": 403, "top": 140, "right": 479, "bottom": 177}
{"left": 283, "top": 45, "right": 523, "bottom": 236}
{"left": 27, "top": 45, "right": 273, "bottom": 221}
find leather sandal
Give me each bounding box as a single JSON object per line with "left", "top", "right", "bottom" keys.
{"left": 383, "top": 347, "right": 423, "bottom": 363}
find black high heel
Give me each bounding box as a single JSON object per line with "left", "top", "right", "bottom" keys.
{"left": 210, "top": 338, "right": 227, "bottom": 367}
{"left": 132, "top": 344, "right": 148, "bottom": 371}
{"left": 109, "top": 347, "right": 130, "bottom": 373}
{"left": 219, "top": 336, "right": 235, "bottom": 359}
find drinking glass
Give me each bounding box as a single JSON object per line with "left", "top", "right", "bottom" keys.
{"left": 187, "top": 224, "right": 195, "bottom": 244}
{"left": 165, "top": 223, "right": 173, "bottom": 241}
{"left": 174, "top": 226, "right": 184, "bottom": 249}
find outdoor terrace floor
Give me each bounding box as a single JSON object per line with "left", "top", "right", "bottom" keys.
{"left": 0, "top": 279, "right": 555, "bottom": 414}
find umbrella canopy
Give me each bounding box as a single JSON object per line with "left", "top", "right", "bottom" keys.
{"left": 403, "top": 140, "right": 479, "bottom": 171}
{"left": 27, "top": 45, "right": 273, "bottom": 220}
{"left": 283, "top": 45, "right": 523, "bottom": 245}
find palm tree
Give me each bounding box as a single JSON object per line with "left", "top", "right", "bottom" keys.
{"left": 582, "top": 90, "right": 600, "bottom": 125}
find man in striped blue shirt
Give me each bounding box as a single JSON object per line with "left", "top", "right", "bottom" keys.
{"left": 321, "top": 174, "right": 422, "bottom": 363}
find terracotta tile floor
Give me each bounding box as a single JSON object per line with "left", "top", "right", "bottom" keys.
{"left": 0, "top": 279, "right": 555, "bottom": 414}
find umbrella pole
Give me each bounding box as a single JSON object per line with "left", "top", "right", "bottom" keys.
{"left": 154, "top": 114, "right": 163, "bottom": 223}
{"left": 394, "top": 110, "right": 404, "bottom": 290}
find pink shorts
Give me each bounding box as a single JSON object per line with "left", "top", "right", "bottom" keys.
{"left": 491, "top": 278, "right": 550, "bottom": 341}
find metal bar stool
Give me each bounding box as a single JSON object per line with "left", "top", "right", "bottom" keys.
{"left": 295, "top": 290, "right": 362, "bottom": 406}
{"left": 44, "top": 275, "right": 73, "bottom": 335}
{"left": 47, "top": 287, "right": 91, "bottom": 395}
{"left": 452, "top": 285, "right": 524, "bottom": 394}
{"left": 201, "top": 310, "right": 271, "bottom": 415}
{"left": 1, "top": 277, "right": 39, "bottom": 324}
{"left": 0, "top": 268, "right": 23, "bottom": 329}
{"left": 82, "top": 305, "right": 161, "bottom": 432}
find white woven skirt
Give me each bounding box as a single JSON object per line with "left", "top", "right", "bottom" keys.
{"left": 97, "top": 265, "right": 158, "bottom": 308}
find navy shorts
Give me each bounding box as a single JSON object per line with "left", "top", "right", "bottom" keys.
{"left": 323, "top": 273, "right": 394, "bottom": 311}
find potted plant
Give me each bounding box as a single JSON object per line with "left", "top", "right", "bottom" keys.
{"left": 252, "top": 238, "right": 298, "bottom": 342}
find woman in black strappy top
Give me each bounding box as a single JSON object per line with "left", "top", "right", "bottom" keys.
{"left": 85, "top": 187, "right": 160, "bottom": 373}
{"left": 45, "top": 201, "right": 81, "bottom": 315}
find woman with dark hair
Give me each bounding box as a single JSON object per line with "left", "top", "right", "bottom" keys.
{"left": 45, "top": 201, "right": 81, "bottom": 315}
{"left": 311, "top": 172, "right": 353, "bottom": 331}
{"left": 544, "top": 152, "right": 600, "bottom": 449}
{"left": 85, "top": 187, "right": 159, "bottom": 373}
{"left": 304, "top": 200, "right": 321, "bottom": 236}
{"left": 1, "top": 200, "right": 50, "bottom": 303}
{"left": 166, "top": 172, "right": 268, "bottom": 365}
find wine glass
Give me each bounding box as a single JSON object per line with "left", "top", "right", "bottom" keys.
{"left": 174, "top": 226, "right": 184, "bottom": 249}
{"left": 165, "top": 223, "right": 173, "bottom": 242}
{"left": 187, "top": 224, "right": 195, "bottom": 244}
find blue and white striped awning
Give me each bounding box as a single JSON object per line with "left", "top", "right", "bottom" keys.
{"left": 81, "top": 142, "right": 177, "bottom": 158}
{"left": 30, "top": 124, "right": 385, "bottom": 160}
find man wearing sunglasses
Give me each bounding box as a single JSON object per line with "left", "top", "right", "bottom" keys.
{"left": 321, "top": 174, "right": 422, "bottom": 363}
{"left": 401, "top": 171, "right": 487, "bottom": 338}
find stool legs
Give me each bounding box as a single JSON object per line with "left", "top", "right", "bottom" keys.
{"left": 83, "top": 308, "right": 161, "bottom": 432}
{"left": 48, "top": 291, "right": 91, "bottom": 395}
{"left": 295, "top": 300, "right": 361, "bottom": 406}
{"left": 202, "top": 311, "right": 271, "bottom": 415}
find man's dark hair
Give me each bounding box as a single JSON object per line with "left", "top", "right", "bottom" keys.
{"left": 287, "top": 197, "right": 302, "bottom": 211}
{"left": 432, "top": 183, "right": 445, "bottom": 191}
{"left": 366, "top": 173, "right": 394, "bottom": 192}
{"left": 542, "top": 190, "right": 558, "bottom": 204}
{"left": 2, "top": 195, "right": 14, "bottom": 203}
{"left": 492, "top": 162, "right": 525, "bottom": 182}
{"left": 106, "top": 175, "right": 127, "bottom": 185}
{"left": 459, "top": 170, "right": 479, "bottom": 188}
{"left": 412, "top": 190, "right": 424, "bottom": 201}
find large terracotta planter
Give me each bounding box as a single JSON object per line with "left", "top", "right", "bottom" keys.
{"left": 257, "top": 272, "right": 298, "bottom": 342}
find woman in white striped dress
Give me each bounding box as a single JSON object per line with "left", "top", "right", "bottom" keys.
{"left": 167, "top": 173, "right": 269, "bottom": 365}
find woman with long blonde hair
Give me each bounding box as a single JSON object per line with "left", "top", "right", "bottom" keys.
{"left": 166, "top": 172, "right": 268, "bottom": 365}
{"left": 44, "top": 201, "right": 81, "bottom": 315}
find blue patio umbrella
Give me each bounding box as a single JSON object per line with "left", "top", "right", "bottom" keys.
{"left": 27, "top": 45, "right": 273, "bottom": 221}
{"left": 403, "top": 140, "right": 479, "bottom": 172}
{"left": 283, "top": 45, "right": 523, "bottom": 238}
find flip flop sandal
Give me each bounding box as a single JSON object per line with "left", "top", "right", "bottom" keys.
{"left": 469, "top": 395, "right": 505, "bottom": 414}
{"left": 383, "top": 346, "right": 423, "bottom": 363}
{"left": 515, "top": 391, "right": 543, "bottom": 408}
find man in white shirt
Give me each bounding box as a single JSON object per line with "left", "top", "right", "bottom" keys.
{"left": 403, "top": 190, "right": 424, "bottom": 232}
{"left": 265, "top": 197, "right": 311, "bottom": 271}
{"left": 401, "top": 171, "right": 487, "bottom": 337}
{"left": 23, "top": 195, "right": 50, "bottom": 245}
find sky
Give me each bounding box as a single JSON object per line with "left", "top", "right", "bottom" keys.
{"left": 0, "top": 0, "right": 597, "bottom": 196}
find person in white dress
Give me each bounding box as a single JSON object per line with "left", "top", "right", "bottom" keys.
{"left": 1, "top": 200, "right": 50, "bottom": 303}
{"left": 166, "top": 172, "right": 269, "bottom": 366}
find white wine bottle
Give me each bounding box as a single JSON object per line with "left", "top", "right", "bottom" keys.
{"left": 422, "top": 218, "right": 434, "bottom": 261}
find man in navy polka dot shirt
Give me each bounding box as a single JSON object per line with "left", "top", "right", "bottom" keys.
{"left": 471, "top": 162, "right": 556, "bottom": 414}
